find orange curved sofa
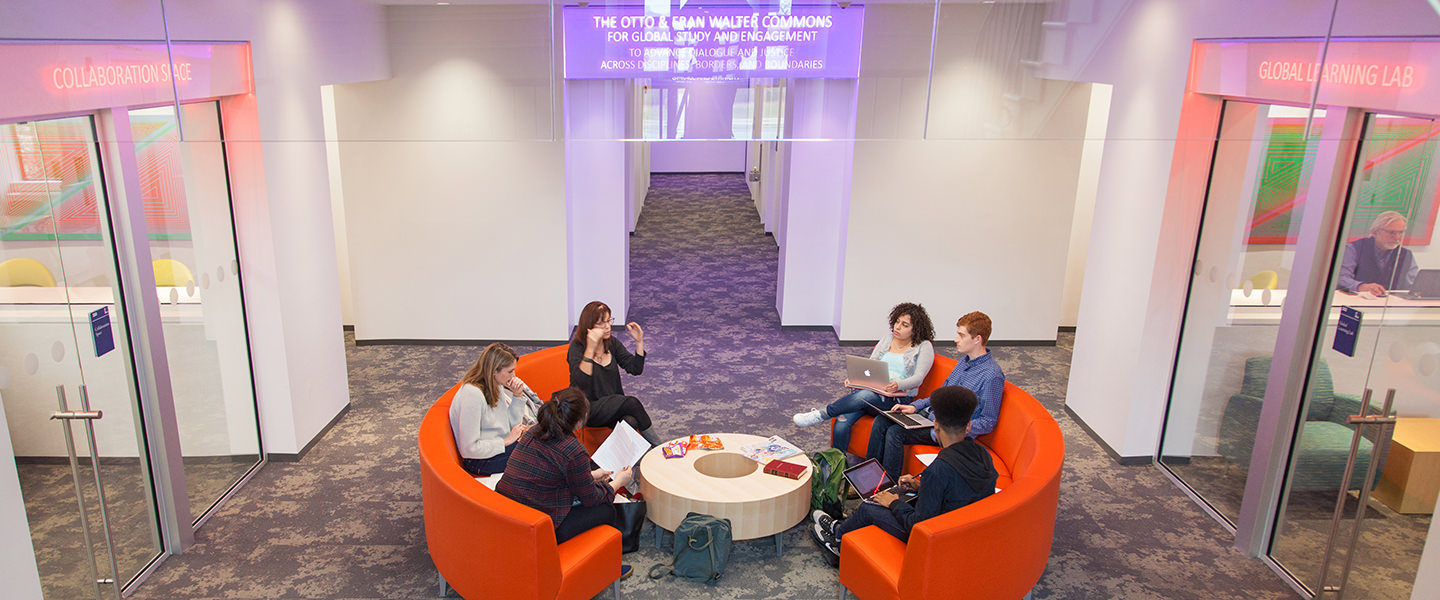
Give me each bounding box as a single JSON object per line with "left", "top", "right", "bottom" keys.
{"left": 834, "top": 370, "right": 1065, "bottom": 599}
{"left": 419, "top": 383, "right": 622, "bottom": 599}
{"left": 516, "top": 344, "right": 613, "bottom": 454}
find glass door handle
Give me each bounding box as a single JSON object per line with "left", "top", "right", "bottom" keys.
{"left": 1315, "top": 388, "right": 1398, "bottom": 598}
{"left": 50, "top": 385, "right": 123, "bottom": 600}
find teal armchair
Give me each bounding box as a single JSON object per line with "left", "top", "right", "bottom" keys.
{"left": 1218, "top": 357, "right": 1384, "bottom": 491}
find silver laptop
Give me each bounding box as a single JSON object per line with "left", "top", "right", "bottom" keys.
{"left": 1395, "top": 269, "right": 1440, "bottom": 300}
{"left": 845, "top": 355, "right": 892, "bottom": 392}
{"left": 881, "top": 409, "right": 933, "bottom": 429}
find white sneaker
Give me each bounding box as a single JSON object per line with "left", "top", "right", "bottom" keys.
{"left": 793, "top": 408, "right": 827, "bottom": 427}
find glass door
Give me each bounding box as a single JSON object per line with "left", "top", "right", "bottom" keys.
{"left": 1159, "top": 101, "right": 1320, "bottom": 522}
{"left": 127, "top": 102, "right": 262, "bottom": 522}
{"left": 1269, "top": 112, "right": 1440, "bottom": 599}
{"left": 0, "top": 116, "right": 164, "bottom": 597}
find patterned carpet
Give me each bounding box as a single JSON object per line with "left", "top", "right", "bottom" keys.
{"left": 119, "top": 173, "right": 1303, "bottom": 599}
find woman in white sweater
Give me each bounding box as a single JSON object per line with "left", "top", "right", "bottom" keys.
{"left": 450, "top": 343, "right": 541, "bottom": 476}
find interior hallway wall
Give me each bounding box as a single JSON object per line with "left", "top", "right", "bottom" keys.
{"left": 332, "top": 5, "right": 569, "bottom": 341}
{"left": 840, "top": 4, "right": 1088, "bottom": 342}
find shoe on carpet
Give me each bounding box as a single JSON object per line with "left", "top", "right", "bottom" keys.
{"left": 620, "top": 564, "right": 633, "bottom": 580}
{"left": 809, "top": 522, "right": 841, "bottom": 567}
{"left": 793, "top": 408, "right": 826, "bottom": 427}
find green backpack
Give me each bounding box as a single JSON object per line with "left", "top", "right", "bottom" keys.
{"left": 648, "top": 512, "right": 733, "bottom": 585}
{"left": 810, "top": 448, "right": 848, "bottom": 519}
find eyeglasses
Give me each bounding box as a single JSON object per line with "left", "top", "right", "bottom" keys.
{"left": 1379, "top": 228, "right": 1407, "bottom": 237}
{"left": 595, "top": 318, "right": 615, "bottom": 327}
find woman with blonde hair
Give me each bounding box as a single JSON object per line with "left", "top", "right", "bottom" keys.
{"left": 449, "top": 343, "right": 541, "bottom": 476}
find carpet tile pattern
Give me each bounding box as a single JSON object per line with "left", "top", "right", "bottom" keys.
{"left": 115, "top": 173, "right": 1305, "bottom": 599}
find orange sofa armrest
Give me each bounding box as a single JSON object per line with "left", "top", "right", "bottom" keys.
{"left": 555, "top": 525, "right": 622, "bottom": 600}
{"left": 839, "top": 525, "right": 906, "bottom": 600}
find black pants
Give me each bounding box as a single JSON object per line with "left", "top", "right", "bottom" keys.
{"left": 587, "top": 394, "right": 652, "bottom": 432}
{"left": 460, "top": 443, "right": 514, "bottom": 477}
{"left": 555, "top": 503, "right": 617, "bottom": 544}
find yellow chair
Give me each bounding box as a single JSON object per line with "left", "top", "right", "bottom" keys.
{"left": 0, "top": 258, "right": 57, "bottom": 287}
{"left": 152, "top": 258, "right": 195, "bottom": 288}
{"left": 1246, "top": 270, "right": 1279, "bottom": 290}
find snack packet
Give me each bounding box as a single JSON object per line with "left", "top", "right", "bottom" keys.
{"left": 663, "top": 440, "right": 687, "bottom": 459}
{"left": 699, "top": 435, "right": 724, "bottom": 450}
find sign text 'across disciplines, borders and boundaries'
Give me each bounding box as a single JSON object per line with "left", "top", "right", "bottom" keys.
{"left": 563, "top": 6, "right": 863, "bottom": 80}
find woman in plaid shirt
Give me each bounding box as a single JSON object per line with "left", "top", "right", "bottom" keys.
{"left": 498, "top": 387, "right": 635, "bottom": 544}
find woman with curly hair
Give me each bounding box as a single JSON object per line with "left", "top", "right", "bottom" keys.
{"left": 793, "top": 302, "right": 936, "bottom": 451}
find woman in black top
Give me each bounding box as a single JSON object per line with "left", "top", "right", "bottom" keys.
{"left": 569, "top": 300, "right": 662, "bottom": 446}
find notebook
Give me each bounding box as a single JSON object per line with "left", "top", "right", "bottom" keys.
{"left": 1395, "top": 269, "right": 1440, "bottom": 300}
{"left": 845, "top": 355, "right": 896, "bottom": 394}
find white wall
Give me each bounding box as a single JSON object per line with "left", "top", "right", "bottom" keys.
{"left": 0, "top": 394, "right": 42, "bottom": 600}
{"left": 838, "top": 4, "right": 1090, "bottom": 342}
{"left": 333, "top": 5, "right": 569, "bottom": 341}
{"left": 650, "top": 141, "right": 747, "bottom": 173}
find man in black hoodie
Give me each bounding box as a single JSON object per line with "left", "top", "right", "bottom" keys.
{"left": 810, "top": 385, "right": 998, "bottom": 564}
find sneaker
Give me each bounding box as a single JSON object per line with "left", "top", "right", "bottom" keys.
{"left": 812, "top": 509, "right": 837, "bottom": 538}
{"left": 793, "top": 408, "right": 827, "bottom": 427}
{"left": 620, "top": 564, "right": 633, "bottom": 580}
{"left": 809, "top": 522, "right": 841, "bottom": 567}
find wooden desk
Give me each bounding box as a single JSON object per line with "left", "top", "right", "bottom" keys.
{"left": 1373, "top": 418, "right": 1440, "bottom": 514}
{"left": 639, "top": 433, "right": 812, "bottom": 552}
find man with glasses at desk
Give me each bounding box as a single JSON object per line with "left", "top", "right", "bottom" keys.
{"left": 1339, "top": 210, "right": 1419, "bottom": 297}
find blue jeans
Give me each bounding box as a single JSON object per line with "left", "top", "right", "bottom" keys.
{"left": 835, "top": 500, "right": 908, "bottom": 542}
{"left": 866, "top": 418, "right": 936, "bottom": 481}
{"left": 825, "top": 389, "right": 909, "bottom": 451}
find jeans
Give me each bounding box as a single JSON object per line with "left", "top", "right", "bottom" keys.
{"left": 866, "top": 417, "right": 937, "bottom": 481}
{"left": 461, "top": 442, "right": 515, "bottom": 477}
{"left": 825, "top": 389, "right": 909, "bottom": 451}
{"left": 835, "top": 500, "right": 908, "bottom": 542}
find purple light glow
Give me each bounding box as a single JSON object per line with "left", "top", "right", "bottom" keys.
{"left": 563, "top": 5, "right": 863, "bottom": 80}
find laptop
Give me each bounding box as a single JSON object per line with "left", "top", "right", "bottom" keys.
{"left": 842, "top": 458, "right": 917, "bottom": 503}
{"left": 1395, "top": 269, "right": 1440, "bottom": 300}
{"left": 845, "top": 355, "right": 895, "bottom": 394}
{"left": 881, "top": 409, "right": 934, "bottom": 430}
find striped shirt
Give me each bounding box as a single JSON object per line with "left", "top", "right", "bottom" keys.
{"left": 496, "top": 430, "right": 614, "bottom": 527}
{"left": 912, "top": 350, "right": 1006, "bottom": 437}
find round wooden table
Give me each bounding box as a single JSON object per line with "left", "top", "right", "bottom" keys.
{"left": 639, "top": 433, "right": 813, "bottom": 554}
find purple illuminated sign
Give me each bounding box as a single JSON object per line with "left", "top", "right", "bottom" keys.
{"left": 563, "top": 6, "right": 863, "bottom": 80}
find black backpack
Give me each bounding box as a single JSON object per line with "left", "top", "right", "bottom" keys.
{"left": 647, "top": 512, "right": 733, "bottom": 584}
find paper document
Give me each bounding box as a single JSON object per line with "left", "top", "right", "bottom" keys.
{"left": 916, "top": 453, "right": 937, "bottom": 467}
{"left": 591, "top": 420, "right": 650, "bottom": 474}
{"left": 475, "top": 474, "right": 502, "bottom": 490}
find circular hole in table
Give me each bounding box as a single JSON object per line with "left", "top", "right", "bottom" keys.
{"left": 694, "top": 452, "right": 759, "bottom": 479}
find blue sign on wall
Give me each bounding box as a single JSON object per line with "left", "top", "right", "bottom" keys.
{"left": 90, "top": 306, "right": 114, "bottom": 357}
{"left": 1333, "top": 306, "right": 1362, "bottom": 357}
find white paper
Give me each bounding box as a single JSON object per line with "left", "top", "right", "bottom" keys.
{"left": 590, "top": 420, "right": 650, "bottom": 474}
{"left": 916, "top": 453, "right": 937, "bottom": 467}
{"left": 475, "top": 474, "right": 502, "bottom": 490}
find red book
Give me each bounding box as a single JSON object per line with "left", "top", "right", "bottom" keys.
{"left": 764, "top": 460, "right": 807, "bottom": 480}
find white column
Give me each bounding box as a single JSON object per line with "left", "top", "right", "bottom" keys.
{"left": 565, "top": 79, "right": 631, "bottom": 323}
{"left": 776, "top": 78, "right": 859, "bottom": 327}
